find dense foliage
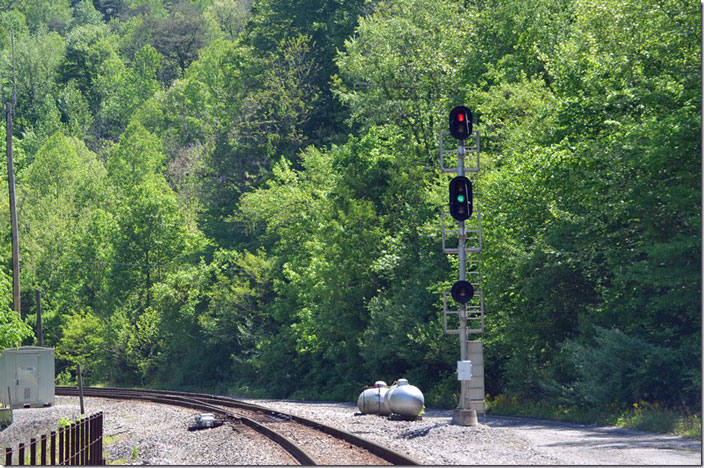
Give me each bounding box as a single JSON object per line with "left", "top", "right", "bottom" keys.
{"left": 0, "top": 0, "right": 699, "bottom": 414}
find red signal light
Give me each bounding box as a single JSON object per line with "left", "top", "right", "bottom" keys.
{"left": 449, "top": 106, "right": 473, "bottom": 140}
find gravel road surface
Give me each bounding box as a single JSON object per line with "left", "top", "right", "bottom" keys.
{"left": 486, "top": 414, "right": 701, "bottom": 465}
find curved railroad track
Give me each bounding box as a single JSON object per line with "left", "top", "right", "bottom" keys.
{"left": 56, "top": 386, "right": 420, "bottom": 466}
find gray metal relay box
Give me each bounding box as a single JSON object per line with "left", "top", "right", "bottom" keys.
{"left": 0, "top": 346, "right": 55, "bottom": 408}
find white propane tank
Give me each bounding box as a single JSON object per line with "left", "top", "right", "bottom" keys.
{"left": 388, "top": 379, "right": 424, "bottom": 417}
{"left": 384, "top": 381, "right": 397, "bottom": 413}
{"left": 357, "top": 381, "right": 390, "bottom": 414}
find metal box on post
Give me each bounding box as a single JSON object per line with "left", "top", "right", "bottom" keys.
{"left": 0, "top": 347, "right": 55, "bottom": 408}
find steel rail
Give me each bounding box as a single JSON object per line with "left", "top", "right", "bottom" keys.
{"left": 56, "top": 387, "right": 316, "bottom": 465}
{"left": 56, "top": 386, "right": 420, "bottom": 466}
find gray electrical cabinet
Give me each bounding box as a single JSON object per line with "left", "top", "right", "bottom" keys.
{"left": 0, "top": 347, "right": 55, "bottom": 408}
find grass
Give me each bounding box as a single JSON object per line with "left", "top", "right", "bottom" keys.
{"left": 486, "top": 395, "right": 701, "bottom": 439}
{"left": 103, "top": 434, "right": 127, "bottom": 445}
{"left": 616, "top": 401, "right": 701, "bottom": 438}
{"left": 57, "top": 416, "right": 72, "bottom": 429}
{"left": 103, "top": 441, "right": 139, "bottom": 464}
{"left": 103, "top": 433, "right": 131, "bottom": 465}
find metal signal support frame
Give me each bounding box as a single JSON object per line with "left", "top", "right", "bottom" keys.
{"left": 442, "top": 289, "right": 485, "bottom": 335}
{"left": 440, "top": 129, "right": 485, "bottom": 425}
{"left": 441, "top": 210, "right": 482, "bottom": 255}
{"left": 439, "top": 131, "right": 480, "bottom": 174}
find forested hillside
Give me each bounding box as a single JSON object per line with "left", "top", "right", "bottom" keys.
{"left": 0, "top": 0, "right": 699, "bottom": 422}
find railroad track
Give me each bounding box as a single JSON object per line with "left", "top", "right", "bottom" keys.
{"left": 56, "top": 386, "right": 420, "bottom": 466}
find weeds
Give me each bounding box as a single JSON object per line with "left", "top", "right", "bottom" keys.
{"left": 616, "top": 401, "right": 701, "bottom": 438}
{"left": 57, "top": 416, "right": 71, "bottom": 429}
{"left": 486, "top": 395, "right": 701, "bottom": 438}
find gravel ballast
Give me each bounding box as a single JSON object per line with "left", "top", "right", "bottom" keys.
{"left": 0, "top": 396, "right": 295, "bottom": 465}
{"left": 241, "top": 398, "right": 702, "bottom": 465}
{"left": 0, "top": 395, "right": 700, "bottom": 465}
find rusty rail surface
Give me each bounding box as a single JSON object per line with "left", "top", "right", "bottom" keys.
{"left": 4, "top": 411, "right": 103, "bottom": 466}
{"left": 56, "top": 386, "right": 420, "bottom": 465}
{"left": 56, "top": 387, "right": 314, "bottom": 465}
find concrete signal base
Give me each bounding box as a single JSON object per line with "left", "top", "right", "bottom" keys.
{"left": 452, "top": 408, "right": 478, "bottom": 426}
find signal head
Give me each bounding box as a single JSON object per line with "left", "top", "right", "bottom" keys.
{"left": 451, "top": 280, "right": 475, "bottom": 304}
{"left": 449, "top": 176, "right": 473, "bottom": 221}
{"left": 449, "top": 106, "right": 473, "bottom": 140}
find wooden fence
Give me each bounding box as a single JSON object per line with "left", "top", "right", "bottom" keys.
{"left": 4, "top": 411, "right": 104, "bottom": 465}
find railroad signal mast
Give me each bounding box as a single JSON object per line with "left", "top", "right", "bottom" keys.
{"left": 441, "top": 106, "right": 484, "bottom": 426}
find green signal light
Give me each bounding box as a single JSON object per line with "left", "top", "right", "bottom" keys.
{"left": 457, "top": 194, "right": 465, "bottom": 202}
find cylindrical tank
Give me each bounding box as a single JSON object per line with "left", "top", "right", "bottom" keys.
{"left": 388, "top": 378, "right": 424, "bottom": 417}
{"left": 383, "top": 382, "right": 397, "bottom": 413}
{"left": 357, "top": 381, "right": 390, "bottom": 414}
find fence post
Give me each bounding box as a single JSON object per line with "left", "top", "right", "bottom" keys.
{"left": 77, "top": 420, "right": 81, "bottom": 466}
{"left": 17, "top": 442, "right": 24, "bottom": 466}
{"left": 64, "top": 425, "right": 69, "bottom": 466}
{"left": 29, "top": 439, "right": 35, "bottom": 466}
{"left": 86, "top": 415, "right": 92, "bottom": 466}
{"left": 5, "top": 446, "right": 12, "bottom": 466}
{"left": 65, "top": 426, "right": 70, "bottom": 465}
{"left": 50, "top": 431, "right": 56, "bottom": 466}
{"left": 86, "top": 416, "right": 91, "bottom": 465}
{"left": 77, "top": 420, "right": 82, "bottom": 466}
{"left": 40, "top": 434, "right": 46, "bottom": 466}
{"left": 85, "top": 416, "right": 90, "bottom": 466}
{"left": 76, "top": 420, "right": 80, "bottom": 466}
{"left": 90, "top": 414, "right": 96, "bottom": 466}
{"left": 77, "top": 419, "right": 82, "bottom": 466}
{"left": 58, "top": 428, "right": 63, "bottom": 465}
{"left": 66, "top": 425, "right": 71, "bottom": 465}
{"left": 70, "top": 422, "right": 76, "bottom": 465}
{"left": 81, "top": 417, "right": 86, "bottom": 465}
{"left": 98, "top": 412, "right": 104, "bottom": 465}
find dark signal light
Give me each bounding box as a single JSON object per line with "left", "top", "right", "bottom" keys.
{"left": 451, "top": 280, "right": 474, "bottom": 304}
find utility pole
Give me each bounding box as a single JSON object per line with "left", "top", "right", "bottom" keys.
{"left": 6, "top": 106, "right": 19, "bottom": 318}
{"left": 36, "top": 289, "right": 42, "bottom": 347}
{"left": 6, "top": 32, "right": 20, "bottom": 319}
{"left": 441, "top": 106, "right": 485, "bottom": 426}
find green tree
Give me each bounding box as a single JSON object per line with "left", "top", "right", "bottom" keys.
{"left": 110, "top": 175, "right": 192, "bottom": 310}
{"left": 140, "top": 0, "right": 210, "bottom": 84}
{"left": 198, "top": 249, "right": 273, "bottom": 384}
{"left": 1, "top": 30, "right": 66, "bottom": 137}
{"left": 18, "top": 132, "right": 106, "bottom": 304}
{"left": 335, "top": 0, "right": 478, "bottom": 161}
{"left": 107, "top": 120, "right": 165, "bottom": 186}
{"left": 56, "top": 80, "right": 93, "bottom": 138}
{"left": 55, "top": 310, "right": 108, "bottom": 384}
{"left": 73, "top": 0, "right": 104, "bottom": 27}
{"left": 245, "top": 0, "right": 366, "bottom": 141}
{"left": 477, "top": 0, "right": 700, "bottom": 405}
{"left": 21, "top": 0, "right": 73, "bottom": 33}
{"left": 0, "top": 268, "right": 33, "bottom": 348}
{"left": 207, "top": 0, "right": 251, "bottom": 40}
